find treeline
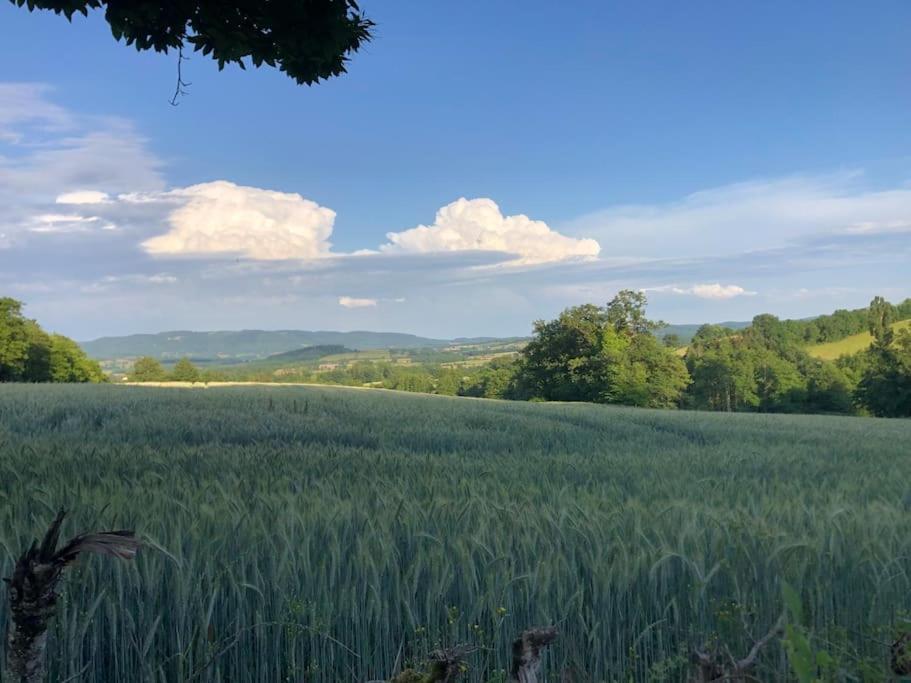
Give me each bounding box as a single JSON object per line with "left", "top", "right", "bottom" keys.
{"left": 219, "top": 291, "right": 909, "bottom": 418}
{"left": 775, "top": 297, "right": 911, "bottom": 344}
{"left": 0, "top": 298, "right": 104, "bottom": 383}
{"left": 122, "top": 292, "right": 911, "bottom": 418}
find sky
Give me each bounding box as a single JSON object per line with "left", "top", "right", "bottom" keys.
{"left": 1, "top": 1, "right": 910, "bottom": 340}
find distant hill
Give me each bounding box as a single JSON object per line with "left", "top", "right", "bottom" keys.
{"left": 81, "top": 324, "right": 753, "bottom": 361}
{"left": 806, "top": 319, "right": 911, "bottom": 360}
{"left": 81, "top": 330, "right": 452, "bottom": 360}
{"left": 657, "top": 321, "right": 750, "bottom": 344}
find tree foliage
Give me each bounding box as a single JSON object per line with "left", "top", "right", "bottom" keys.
{"left": 684, "top": 313, "right": 858, "bottom": 414}
{"left": 856, "top": 329, "right": 911, "bottom": 417}
{"left": 10, "top": 0, "right": 374, "bottom": 87}
{"left": 131, "top": 356, "right": 167, "bottom": 382}
{"left": 170, "top": 357, "right": 201, "bottom": 382}
{"left": 511, "top": 291, "right": 689, "bottom": 407}
{"left": 0, "top": 297, "right": 105, "bottom": 383}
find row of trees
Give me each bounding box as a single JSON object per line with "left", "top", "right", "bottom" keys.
{"left": 119, "top": 292, "right": 909, "bottom": 418}
{"left": 0, "top": 298, "right": 104, "bottom": 383}
{"left": 502, "top": 292, "right": 909, "bottom": 417}
{"left": 769, "top": 298, "right": 911, "bottom": 345}
{"left": 130, "top": 356, "right": 208, "bottom": 383}
{"left": 273, "top": 292, "right": 909, "bottom": 418}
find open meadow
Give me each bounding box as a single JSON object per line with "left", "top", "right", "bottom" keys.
{"left": 0, "top": 384, "right": 909, "bottom": 681}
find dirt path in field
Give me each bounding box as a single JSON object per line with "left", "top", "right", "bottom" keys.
{"left": 120, "top": 380, "right": 375, "bottom": 390}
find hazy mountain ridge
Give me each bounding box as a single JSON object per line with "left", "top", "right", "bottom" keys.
{"left": 80, "top": 324, "right": 749, "bottom": 361}
{"left": 81, "top": 329, "right": 454, "bottom": 360}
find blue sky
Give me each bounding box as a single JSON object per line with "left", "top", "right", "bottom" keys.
{"left": 1, "top": 1, "right": 910, "bottom": 339}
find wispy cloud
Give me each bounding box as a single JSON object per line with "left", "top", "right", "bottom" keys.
{"left": 564, "top": 172, "right": 911, "bottom": 258}
{"left": 645, "top": 283, "right": 756, "bottom": 300}
{"left": 338, "top": 296, "right": 378, "bottom": 308}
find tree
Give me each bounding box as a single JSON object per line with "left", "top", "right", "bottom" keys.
{"left": 23, "top": 320, "right": 53, "bottom": 382}
{"left": 513, "top": 294, "right": 688, "bottom": 407}
{"left": 855, "top": 329, "right": 911, "bottom": 417}
{"left": 606, "top": 289, "right": 663, "bottom": 336}
{"left": 0, "top": 297, "right": 31, "bottom": 381}
{"left": 662, "top": 333, "right": 682, "bottom": 349}
{"left": 171, "top": 357, "right": 201, "bottom": 382}
{"left": 459, "top": 358, "right": 518, "bottom": 399}
{"left": 131, "top": 356, "right": 167, "bottom": 382}
{"left": 868, "top": 295, "right": 895, "bottom": 348}
{"left": 48, "top": 334, "right": 106, "bottom": 382}
{"left": 0, "top": 297, "right": 105, "bottom": 383}
{"left": 10, "top": 0, "right": 374, "bottom": 94}
{"left": 685, "top": 338, "right": 758, "bottom": 412}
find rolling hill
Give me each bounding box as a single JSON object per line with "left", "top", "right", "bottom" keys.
{"left": 80, "top": 329, "right": 454, "bottom": 360}
{"left": 805, "top": 319, "right": 911, "bottom": 360}
{"left": 81, "top": 324, "right": 746, "bottom": 362}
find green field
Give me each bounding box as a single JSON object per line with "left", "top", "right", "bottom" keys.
{"left": 0, "top": 385, "right": 909, "bottom": 681}
{"left": 806, "top": 319, "right": 911, "bottom": 360}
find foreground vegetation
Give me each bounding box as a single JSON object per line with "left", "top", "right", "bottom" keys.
{"left": 0, "top": 384, "right": 909, "bottom": 681}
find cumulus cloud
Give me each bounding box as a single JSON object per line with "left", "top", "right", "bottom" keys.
{"left": 141, "top": 181, "right": 336, "bottom": 260}
{"left": 338, "top": 296, "right": 378, "bottom": 308}
{"left": 646, "top": 283, "right": 756, "bottom": 299}
{"left": 382, "top": 197, "right": 600, "bottom": 265}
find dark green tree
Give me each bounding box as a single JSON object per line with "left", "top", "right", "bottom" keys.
{"left": 171, "top": 357, "right": 201, "bottom": 382}
{"left": 856, "top": 329, "right": 911, "bottom": 417}
{"left": 685, "top": 338, "right": 758, "bottom": 412}
{"left": 10, "top": 0, "right": 374, "bottom": 92}
{"left": 868, "top": 295, "right": 895, "bottom": 348}
{"left": 513, "top": 294, "right": 687, "bottom": 407}
{"left": 131, "top": 356, "right": 167, "bottom": 382}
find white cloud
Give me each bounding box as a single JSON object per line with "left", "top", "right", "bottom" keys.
{"left": 338, "top": 296, "right": 378, "bottom": 308}
{"left": 646, "top": 283, "right": 756, "bottom": 299}
{"left": 565, "top": 172, "right": 911, "bottom": 259}
{"left": 141, "top": 181, "right": 336, "bottom": 260}
{"left": 688, "top": 283, "right": 755, "bottom": 299}
{"left": 383, "top": 197, "right": 600, "bottom": 265}
{"left": 56, "top": 190, "right": 111, "bottom": 205}
{"left": 0, "top": 82, "right": 164, "bottom": 247}
{"left": 0, "top": 83, "right": 71, "bottom": 139}
{"left": 28, "top": 213, "right": 101, "bottom": 233}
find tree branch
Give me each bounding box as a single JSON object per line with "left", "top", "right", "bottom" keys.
{"left": 510, "top": 627, "right": 558, "bottom": 683}
{"left": 4, "top": 510, "right": 140, "bottom": 682}
{"left": 170, "top": 46, "right": 192, "bottom": 106}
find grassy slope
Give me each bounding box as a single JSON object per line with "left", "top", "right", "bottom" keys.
{"left": 805, "top": 319, "right": 911, "bottom": 360}
{"left": 0, "top": 385, "right": 908, "bottom": 681}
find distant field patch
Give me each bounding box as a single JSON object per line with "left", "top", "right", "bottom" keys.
{"left": 805, "top": 319, "right": 911, "bottom": 359}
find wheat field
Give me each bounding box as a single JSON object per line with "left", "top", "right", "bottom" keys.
{"left": 0, "top": 384, "right": 909, "bottom": 681}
